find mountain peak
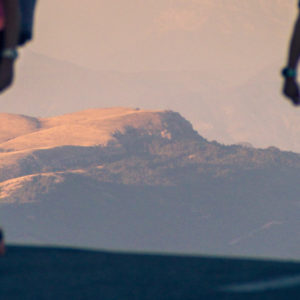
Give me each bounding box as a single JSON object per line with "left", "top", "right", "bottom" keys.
{"left": 0, "top": 113, "right": 40, "bottom": 144}
{"left": 0, "top": 108, "right": 199, "bottom": 152}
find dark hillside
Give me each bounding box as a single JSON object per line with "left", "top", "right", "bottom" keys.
{"left": 1, "top": 246, "right": 300, "bottom": 300}
{"left": 1, "top": 109, "right": 300, "bottom": 258}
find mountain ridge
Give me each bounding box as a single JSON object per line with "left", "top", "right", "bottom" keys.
{"left": 0, "top": 108, "right": 197, "bottom": 151}
{"left": 1, "top": 108, "right": 300, "bottom": 259}
{"left": 0, "top": 0, "right": 297, "bottom": 152}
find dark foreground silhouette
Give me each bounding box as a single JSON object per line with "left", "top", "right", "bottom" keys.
{"left": 1, "top": 246, "right": 300, "bottom": 299}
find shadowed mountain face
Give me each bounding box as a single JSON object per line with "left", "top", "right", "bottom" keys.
{"left": 1, "top": 108, "right": 300, "bottom": 259}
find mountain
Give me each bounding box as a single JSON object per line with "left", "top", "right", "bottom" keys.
{"left": 1, "top": 50, "right": 300, "bottom": 152}
{"left": 1, "top": 108, "right": 300, "bottom": 259}
{"left": 0, "top": 1, "right": 298, "bottom": 151}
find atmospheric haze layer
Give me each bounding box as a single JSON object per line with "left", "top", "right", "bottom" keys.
{"left": 0, "top": 1, "right": 299, "bottom": 151}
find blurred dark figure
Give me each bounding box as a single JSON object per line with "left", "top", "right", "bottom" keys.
{"left": 282, "top": 1, "right": 300, "bottom": 105}
{"left": 0, "top": 228, "right": 5, "bottom": 256}
{"left": 0, "top": 0, "right": 37, "bottom": 94}
{"left": 0, "top": 0, "right": 21, "bottom": 93}
{"left": 19, "top": 0, "right": 37, "bottom": 46}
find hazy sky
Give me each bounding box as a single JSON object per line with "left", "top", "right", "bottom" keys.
{"left": 3, "top": 0, "right": 300, "bottom": 152}
{"left": 29, "top": 0, "right": 295, "bottom": 75}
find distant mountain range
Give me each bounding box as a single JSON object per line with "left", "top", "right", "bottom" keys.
{"left": 0, "top": 0, "right": 297, "bottom": 152}
{"left": 1, "top": 108, "right": 300, "bottom": 259}
{"left": 1, "top": 50, "right": 300, "bottom": 153}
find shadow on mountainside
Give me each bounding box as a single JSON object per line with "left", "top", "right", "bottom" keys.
{"left": 1, "top": 173, "right": 300, "bottom": 259}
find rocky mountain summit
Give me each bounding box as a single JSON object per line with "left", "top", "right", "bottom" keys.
{"left": 1, "top": 108, "right": 300, "bottom": 258}
{"left": 0, "top": 108, "right": 200, "bottom": 197}
{"left": 1, "top": 107, "right": 299, "bottom": 203}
